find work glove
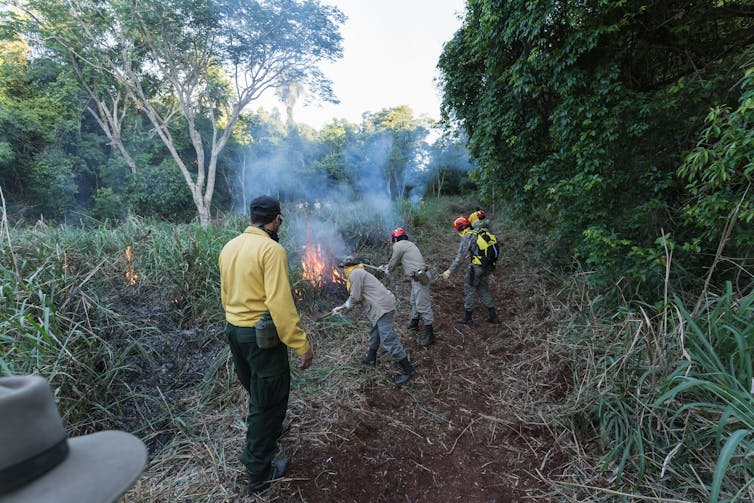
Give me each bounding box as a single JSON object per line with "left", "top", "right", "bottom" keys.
{"left": 333, "top": 299, "right": 351, "bottom": 314}
{"left": 378, "top": 264, "right": 389, "bottom": 273}
{"left": 441, "top": 270, "right": 451, "bottom": 281}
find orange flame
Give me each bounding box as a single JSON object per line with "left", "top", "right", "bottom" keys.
{"left": 124, "top": 245, "right": 139, "bottom": 286}
{"left": 301, "top": 243, "right": 344, "bottom": 288}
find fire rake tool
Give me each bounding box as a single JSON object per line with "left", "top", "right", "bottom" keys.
{"left": 361, "top": 263, "right": 389, "bottom": 273}
{"left": 312, "top": 305, "right": 345, "bottom": 322}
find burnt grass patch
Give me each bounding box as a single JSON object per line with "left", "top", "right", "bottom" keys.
{"left": 277, "top": 258, "right": 570, "bottom": 502}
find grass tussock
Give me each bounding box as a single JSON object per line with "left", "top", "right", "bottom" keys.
{"left": 0, "top": 213, "right": 233, "bottom": 435}
{"left": 551, "top": 280, "right": 754, "bottom": 502}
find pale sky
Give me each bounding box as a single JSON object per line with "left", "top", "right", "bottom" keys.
{"left": 258, "top": 0, "right": 467, "bottom": 129}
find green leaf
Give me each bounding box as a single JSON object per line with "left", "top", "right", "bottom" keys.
{"left": 711, "top": 429, "right": 752, "bottom": 503}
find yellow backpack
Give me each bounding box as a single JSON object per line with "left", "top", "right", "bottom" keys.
{"left": 471, "top": 229, "right": 499, "bottom": 268}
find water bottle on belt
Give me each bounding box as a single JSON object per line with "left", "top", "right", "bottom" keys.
{"left": 413, "top": 268, "right": 431, "bottom": 286}
{"left": 255, "top": 311, "right": 280, "bottom": 349}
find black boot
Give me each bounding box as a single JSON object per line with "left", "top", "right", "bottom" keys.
{"left": 247, "top": 456, "right": 289, "bottom": 495}
{"left": 487, "top": 307, "right": 500, "bottom": 324}
{"left": 394, "top": 357, "right": 415, "bottom": 386}
{"left": 456, "top": 310, "right": 473, "bottom": 325}
{"left": 407, "top": 317, "right": 420, "bottom": 330}
{"left": 359, "top": 348, "right": 377, "bottom": 365}
{"left": 420, "top": 324, "right": 435, "bottom": 347}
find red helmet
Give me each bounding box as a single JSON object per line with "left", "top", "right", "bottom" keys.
{"left": 391, "top": 227, "right": 407, "bottom": 242}
{"left": 453, "top": 216, "right": 470, "bottom": 232}
{"left": 476, "top": 210, "right": 485, "bottom": 220}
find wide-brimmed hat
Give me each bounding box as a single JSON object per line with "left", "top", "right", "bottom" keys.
{"left": 0, "top": 375, "right": 148, "bottom": 503}
{"left": 337, "top": 255, "right": 361, "bottom": 268}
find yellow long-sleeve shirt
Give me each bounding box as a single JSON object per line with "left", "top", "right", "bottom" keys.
{"left": 219, "top": 226, "right": 309, "bottom": 355}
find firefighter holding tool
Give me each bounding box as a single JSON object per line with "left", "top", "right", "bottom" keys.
{"left": 380, "top": 227, "right": 436, "bottom": 347}
{"left": 334, "top": 256, "right": 415, "bottom": 386}
{"left": 441, "top": 216, "right": 500, "bottom": 325}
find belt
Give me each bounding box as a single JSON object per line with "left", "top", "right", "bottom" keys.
{"left": 411, "top": 268, "right": 428, "bottom": 281}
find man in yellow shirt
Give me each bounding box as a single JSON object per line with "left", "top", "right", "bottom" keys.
{"left": 219, "top": 195, "right": 314, "bottom": 495}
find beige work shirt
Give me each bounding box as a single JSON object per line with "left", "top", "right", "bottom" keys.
{"left": 387, "top": 240, "right": 427, "bottom": 278}
{"left": 346, "top": 268, "right": 396, "bottom": 325}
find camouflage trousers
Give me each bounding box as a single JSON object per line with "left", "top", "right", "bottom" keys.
{"left": 463, "top": 264, "right": 494, "bottom": 311}
{"left": 367, "top": 310, "right": 407, "bottom": 361}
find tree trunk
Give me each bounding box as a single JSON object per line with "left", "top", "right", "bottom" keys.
{"left": 241, "top": 154, "right": 248, "bottom": 215}
{"left": 85, "top": 103, "right": 137, "bottom": 174}
{"left": 196, "top": 201, "right": 211, "bottom": 227}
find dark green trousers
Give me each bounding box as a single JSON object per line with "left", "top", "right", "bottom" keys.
{"left": 226, "top": 323, "right": 290, "bottom": 479}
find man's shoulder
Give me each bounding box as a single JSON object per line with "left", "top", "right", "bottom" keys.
{"left": 351, "top": 267, "right": 367, "bottom": 277}
{"left": 407, "top": 240, "right": 422, "bottom": 251}
{"left": 396, "top": 240, "right": 418, "bottom": 252}
{"left": 461, "top": 231, "right": 476, "bottom": 247}
{"left": 220, "top": 232, "right": 245, "bottom": 253}
{"left": 222, "top": 230, "right": 285, "bottom": 254}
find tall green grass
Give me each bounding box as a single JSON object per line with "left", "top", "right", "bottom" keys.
{"left": 562, "top": 284, "right": 754, "bottom": 502}
{"left": 0, "top": 209, "right": 391, "bottom": 439}
{"left": 0, "top": 216, "right": 234, "bottom": 433}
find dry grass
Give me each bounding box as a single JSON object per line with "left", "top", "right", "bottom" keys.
{"left": 128, "top": 313, "right": 378, "bottom": 501}
{"left": 126, "top": 201, "right": 577, "bottom": 502}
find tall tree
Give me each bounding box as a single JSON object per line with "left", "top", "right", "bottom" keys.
{"left": 277, "top": 81, "right": 305, "bottom": 126}
{"left": 360, "top": 106, "right": 430, "bottom": 200}
{"left": 11, "top": 0, "right": 344, "bottom": 225}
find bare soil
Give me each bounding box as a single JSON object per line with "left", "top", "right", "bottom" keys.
{"left": 267, "top": 235, "right": 570, "bottom": 502}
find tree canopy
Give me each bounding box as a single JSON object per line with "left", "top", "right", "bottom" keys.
{"left": 438, "top": 0, "right": 754, "bottom": 297}
{"left": 9, "top": 0, "right": 346, "bottom": 225}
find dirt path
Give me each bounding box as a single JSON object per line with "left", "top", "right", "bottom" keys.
{"left": 273, "top": 231, "right": 569, "bottom": 502}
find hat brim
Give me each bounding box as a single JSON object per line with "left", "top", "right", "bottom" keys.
{"left": 1, "top": 431, "right": 148, "bottom": 503}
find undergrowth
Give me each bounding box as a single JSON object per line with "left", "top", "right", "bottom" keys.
{"left": 554, "top": 278, "right": 754, "bottom": 501}
{"left": 4, "top": 195, "right": 751, "bottom": 501}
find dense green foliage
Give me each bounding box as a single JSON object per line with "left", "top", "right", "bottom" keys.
{"left": 437, "top": 1, "right": 754, "bottom": 499}
{"left": 0, "top": 39, "right": 83, "bottom": 218}
{"left": 679, "top": 68, "right": 754, "bottom": 252}
{"left": 438, "top": 0, "right": 754, "bottom": 299}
